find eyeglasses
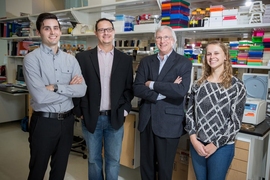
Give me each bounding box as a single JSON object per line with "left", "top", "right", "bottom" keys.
{"left": 155, "top": 36, "right": 171, "bottom": 41}
{"left": 97, "top": 27, "right": 114, "bottom": 33}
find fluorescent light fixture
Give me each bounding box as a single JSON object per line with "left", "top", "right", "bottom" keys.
{"left": 245, "top": 1, "right": 252, "bottom": 7}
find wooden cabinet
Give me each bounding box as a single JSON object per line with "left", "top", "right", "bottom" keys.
{"left": 120, "top": 112, "right": 140, "bottom": 169}
{"left": 187, "top": 140, "right": 250, "bottom": 180}
{"left": 226, "top": 140, "right": 249, "bottom": 180}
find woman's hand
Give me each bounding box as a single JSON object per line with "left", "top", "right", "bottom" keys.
{"left": 190, "top": 134, "right": 207, "bottom": 157}
{"left": 204, "top": 143, "right": 217, "bottom": 158}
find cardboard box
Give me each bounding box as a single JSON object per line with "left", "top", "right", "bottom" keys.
{"left": 172, "top": 149, "right": 189, "bottom": 180}
{"left": 178, "top": 133, "right": 190, "bottom": 151}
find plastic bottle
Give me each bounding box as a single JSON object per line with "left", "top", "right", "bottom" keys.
{"left": 196, "top": 9, "right": 205, "bottom": 27}
{"left": 189, "top": 11, "right": 198, "bottom": 28}
{"left": 204, "top": 8, "right": 210, "bottom": 27}
{"left": 205, "top": 8, "right": 210, "bottom": 18}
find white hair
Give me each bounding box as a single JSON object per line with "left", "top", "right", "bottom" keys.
{"left": 155, "top": 26, "right": 177, "bottom": 48}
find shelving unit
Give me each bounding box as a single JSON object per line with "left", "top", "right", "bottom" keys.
{"left": 0, "top": 1, "right": 270, "bottom": 179}
{"left": 192, "top": 62, "right": 270, "bottom": 70}
{"left": 174, "top": 23, "right": 270, "bottom": 37}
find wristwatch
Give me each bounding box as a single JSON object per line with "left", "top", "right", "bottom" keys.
{"left": 53, "top": 84, "right": 58, "bottom": 92}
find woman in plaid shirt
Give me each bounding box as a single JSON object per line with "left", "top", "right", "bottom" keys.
{"left": 185, "top": 41, "right": 246, "bottom": 180}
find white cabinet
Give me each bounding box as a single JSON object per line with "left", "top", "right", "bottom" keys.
{"left": 0, "top": 91, "right": 26, "bottom": 123}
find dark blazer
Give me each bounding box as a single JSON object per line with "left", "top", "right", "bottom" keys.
{"left": 133, "top": 50, "right": 192, "bottom": 138}
{"left": 73, "top": 47, "right": 134, "bottom": 133}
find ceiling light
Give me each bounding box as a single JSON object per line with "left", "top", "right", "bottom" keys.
{"left": 245, "top": 1, "right": 252, "bottom": 7}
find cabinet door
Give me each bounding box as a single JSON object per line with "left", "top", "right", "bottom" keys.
{"left": 120, "top": 114, "right": 136, "bottom": 168}
{"left": 226, "top": 169, "right": 247, "bottom": 180}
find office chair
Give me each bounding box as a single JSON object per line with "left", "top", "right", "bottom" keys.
{"left": 71, "top": 135, "right": 87, "bottom": 159}
{"left": 71, "top": 117, "right": 87, "bottom": 159}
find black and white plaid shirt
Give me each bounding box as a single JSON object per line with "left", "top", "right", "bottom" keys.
{"left": 185, "top": 76, "right": 247, "bottom": 148}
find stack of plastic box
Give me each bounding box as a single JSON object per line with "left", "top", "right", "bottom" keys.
{"left": 247, "top": 31, "right": 264, "bottom": 65}
{"left": 222, "top": 9, "right": 238, "bottom": 26}
{"left": 238, "top": 40, "right": 253, "bottom": 65}
{"left": 209, "top": 5, "right": 224, "bottom": 26}
{"left": 113, "top": 14, "right": 135, "bottom": 32}
{"left": 184, "top": 42, "right": 202, "bottom": 63}
{"left": 263, "top": 31, "right": 270, "bottom": 66}
{"left": 161, "top": 0, "right": 190, "bottom": 28}
{"left": 161, "top": 1, "right": 171, "bottom": 26}
{"left": 229, "top": 41, "right": 239, "bottom": 64}
{"left": 184, "top": 47, "right": 193, "bottom": 61}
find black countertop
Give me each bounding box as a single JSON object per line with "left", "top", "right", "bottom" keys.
{"left": 131, "top": 108, "right": 270, "bottom": 137}
{"left": 0, "top": 84, "right": 28, "bottom": 94}
{"left": 240, "top": 118, "right": 270, "bottom": 137}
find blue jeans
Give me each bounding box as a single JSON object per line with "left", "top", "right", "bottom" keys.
{"left": 190, "top": 142, "right": 235, "bottom": 180}
{"left": 82, "top": 115, "right": 124, "bottom": 180}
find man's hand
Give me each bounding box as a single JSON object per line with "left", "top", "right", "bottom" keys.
{"left": 70, "top": 75, "right": 83, "bottom": 85}
{"left": 45, "top": 84, "right": 54, "bottom": 91}
{"left": 145, "top": 81, "right": 151, "bottom": 87}
{"left": 174, "top": 76, "right": 182, "bottom": 84}
{"left": 45, "top": 75, "right": 83, "bottom": 91}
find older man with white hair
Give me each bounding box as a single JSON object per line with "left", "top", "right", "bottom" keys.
{"left": 133, "top": 26, "right": 192, "bottom": 180}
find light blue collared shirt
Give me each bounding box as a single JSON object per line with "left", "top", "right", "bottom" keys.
{"left": 149, "top": 50, "right": 173, "bottom": 100}
{"left": 23, "top": 44, "right": 87, "bottom": 113}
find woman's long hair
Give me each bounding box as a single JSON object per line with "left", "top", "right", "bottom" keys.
{"left": 197, "top": 41, "right": 233, "bottom": 88}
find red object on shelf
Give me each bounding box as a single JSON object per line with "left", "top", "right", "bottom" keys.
{"left": 223, "top": 16, "right": 237, "bottom": 20}
{"left": 263, "top": 38, "right": 270, "bottom": 42}
{"left": 253, "top": 30, "right": 264, "bottom": 37}
{"left": 17, "top": 41, "right": 33, "bottom": 56}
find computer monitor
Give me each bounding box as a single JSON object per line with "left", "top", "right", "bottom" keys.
{"left": 16, "top": 65, "right": 25, "bottom": 82}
